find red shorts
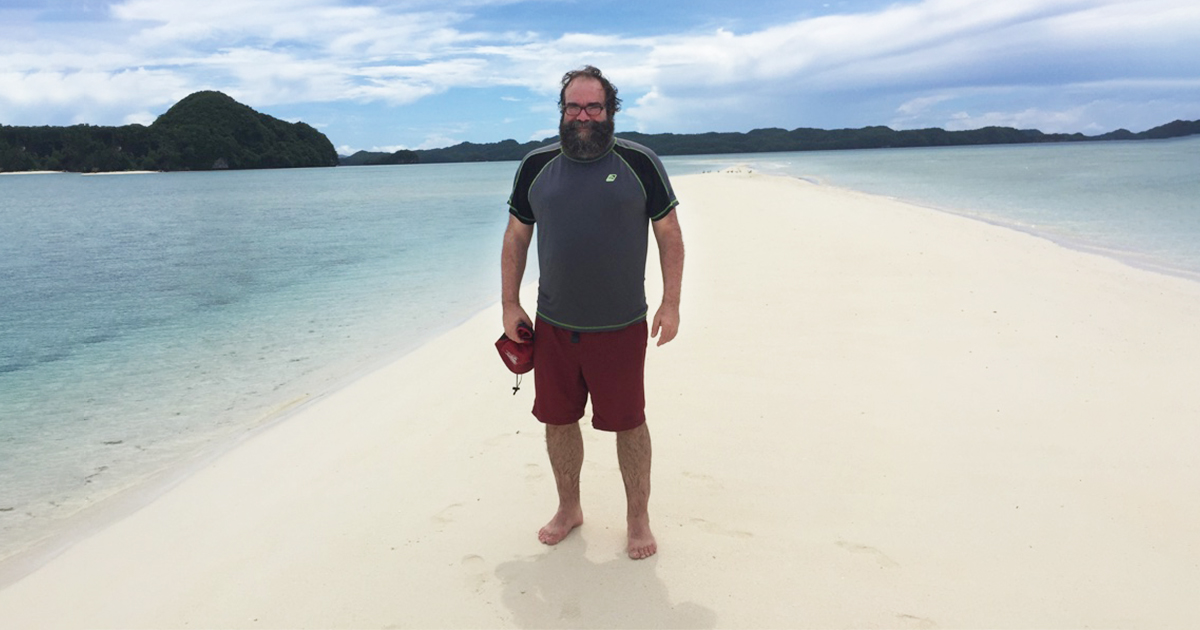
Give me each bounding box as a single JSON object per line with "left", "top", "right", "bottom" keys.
{"left": 531, "top": 318, "right": 648, "bottom": 432}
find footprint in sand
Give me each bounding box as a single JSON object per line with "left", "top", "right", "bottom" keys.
{"left": 559, "top": 599, "right": 581, "bottom": 620}
{"left": 483, "top": 432, "right": 513, "bottom": 447}
{"left": 836, "top": 540, "right": 900, "bottom": 568}
{"left": 691, "top": 517, "right": 753, "bottom": 538}
{"left": 432, "top": 503, "right": 462, "bottom": 527}
{"left": 461, "top": 554, "right": 488, "bottom": 592}
{"left": 681, "top": 471, "right": 724, "bottom": 491}
{"left": 524, "top": 463, "right": 544, "bottom": 481}
{"left": 896, "top": 613, "right": 938, "bottom": 628}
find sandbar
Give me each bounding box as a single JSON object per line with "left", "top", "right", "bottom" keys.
{"left": 1, "top": 171, "right": 1197, "bottom": 628}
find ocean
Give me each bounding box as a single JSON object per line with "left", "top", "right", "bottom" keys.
{"left": 666, "top": 136, "right": 1200, "bottom": 280}
{"left": 2, "top": 136, "right": 1198, "bottom": 562}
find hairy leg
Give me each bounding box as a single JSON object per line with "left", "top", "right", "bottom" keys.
{"left": 539, "top": 422, "right": 584, "bottom": 545}
{"left": 617, "top": 422, "right": 656, "bottom": 559}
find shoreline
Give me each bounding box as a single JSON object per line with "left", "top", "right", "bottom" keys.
{"left": 2, "top": 171, "right": 1198, "bottom": 627}
{"left": 0, "top": 293, "right": 511, "bottom": 589}
{"left": 667, "top": 137, "right": 1200, "bottom": 285}
{"left": 80, "top": 170, "right": 161, "bottom": 176}
{"left": 799, "top": 173, "right": 1200, "bottom": 286}
{"left": 1, "top": 170, "right": 161, "bottom": 176}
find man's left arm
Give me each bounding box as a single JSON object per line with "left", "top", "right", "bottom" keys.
{"left": 650, "top": 210, "right": 684, "bottom": 346}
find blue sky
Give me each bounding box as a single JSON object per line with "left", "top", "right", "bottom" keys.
{"left": 2, "top": 0, "right": 1198, "bottom": 155}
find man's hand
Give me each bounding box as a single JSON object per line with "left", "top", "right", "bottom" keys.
{"left": 503, "top": 303, "right": 532, "bottom": 343}
{"left": 650, "top": 210, "right": 683, "bottom": 348}
{"left": 650, "top": 303, "right": 679, "bottom": 347}
{"left": 501, "top": 216, "right": 534, "bottom": 342}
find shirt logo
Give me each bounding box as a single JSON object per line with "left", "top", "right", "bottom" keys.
{"left": 605, "top": 174, "right": 617, "bottom": 182}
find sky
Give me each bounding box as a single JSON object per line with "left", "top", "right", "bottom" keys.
{"left": 2, "top": 0, "right": 1199, "bottom": 155}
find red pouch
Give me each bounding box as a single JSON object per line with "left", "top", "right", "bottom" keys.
{"left": 495, "top": 322, "right": 534, "bottom": 374}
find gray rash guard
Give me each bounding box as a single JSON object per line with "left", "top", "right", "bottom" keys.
{"left": 508, "top": 137, "right": 678, "bottom": 332}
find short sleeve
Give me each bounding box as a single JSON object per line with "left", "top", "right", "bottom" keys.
{"left": 507, "top": 146, "right": 560, "bottom": 224}
{"left": 613, "top": 142, "right": 678, "bottom": 221}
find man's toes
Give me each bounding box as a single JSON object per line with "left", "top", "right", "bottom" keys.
{"left": 628, "top": 543, "right": 657, "bottom": 559}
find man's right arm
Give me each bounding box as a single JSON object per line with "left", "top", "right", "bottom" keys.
{"left": 501, "top": 215, "right": 535, "bottom": 341}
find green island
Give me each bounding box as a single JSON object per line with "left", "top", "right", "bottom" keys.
{"left": 0, "top": 91, "right": 338, "bottom": 173}
{"left": 346, "top": 118, "right": 1200, "bottom": 165}
{"left": 2, "top": 91, "right": 1197, "bottom": 173}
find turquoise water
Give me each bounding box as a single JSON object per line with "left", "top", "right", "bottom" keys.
{"left": 2, "top": 137, "right": 1198, "bottom": 562}
{"left": 665, "top": 136, "right": 1200, "bottom": 279}
{"left": 1, "top": 164, "right": 514, "bottom": 559}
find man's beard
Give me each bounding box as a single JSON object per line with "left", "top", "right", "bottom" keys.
{"left": 560, "top": 118, "right": 615, "bottom": 160}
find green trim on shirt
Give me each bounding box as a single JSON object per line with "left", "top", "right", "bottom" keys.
{"left": 536, "top": 310, "right": 649, "bottom": 332}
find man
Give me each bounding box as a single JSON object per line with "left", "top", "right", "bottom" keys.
{"left": 501, "top": 65, "right": 684, "bottom": 560}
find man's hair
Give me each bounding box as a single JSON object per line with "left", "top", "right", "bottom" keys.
{"left": 559, "top": 65, "right": 622, "bottom": 116}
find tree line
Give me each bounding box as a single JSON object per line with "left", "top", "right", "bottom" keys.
{"left": 341, "top": 119, "right": 1200, "bottom": 166}
{"left": 1, "top": 91, "right": 338, "bottom": 173}
{"left": 4, "top": 91, "right": 1196, "bottom": 173}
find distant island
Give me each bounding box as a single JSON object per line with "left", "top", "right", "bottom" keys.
{"left": 0, "top": 91, "right": 338, "bottom": 173}
{"left": 341, "top": 118, "right": 1200, "bottom": 166}
{"left": 3, "top": 90, "right": 1197, "bottom": 173}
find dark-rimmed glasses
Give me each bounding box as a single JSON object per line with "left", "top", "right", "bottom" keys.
{"left": 562, "top": 102, "right": 605, "bottom": 117}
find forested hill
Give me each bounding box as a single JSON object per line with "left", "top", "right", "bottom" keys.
{"left": 0, "top": 91, "right": 338, "bottom": 172}
{"left": 342, "top": 118, "right": 1200, "bottom": 166}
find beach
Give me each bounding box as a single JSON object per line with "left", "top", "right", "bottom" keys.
{"left": 1, "top": 170, "right": 1198, "bottom": 628}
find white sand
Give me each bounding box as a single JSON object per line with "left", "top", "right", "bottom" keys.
{"left": 80, "top": 170, "right": 161, "bottom": 175}
{"left": 1, "top": 172, "right": 1198, "bottom": 628}
{"left": 1, "top": 170, "right": 160, "bottom": 175}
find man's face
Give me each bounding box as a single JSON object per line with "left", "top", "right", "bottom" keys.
{"left": 559, "top": 76, "right": 614, "bottom": 160}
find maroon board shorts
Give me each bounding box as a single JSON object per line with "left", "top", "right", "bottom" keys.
{"left": 532, "top": 318, "right": 648, "bottom": 432}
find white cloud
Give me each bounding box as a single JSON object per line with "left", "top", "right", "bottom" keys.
{"left": 896, "top": 94, "right": 958, "bottom": 117}
{"left": 122, "top": 110, "right": 158, "bottom": 125}
{"left": 529, "top": 127, "right": 557, "bottom": 142}
{"left": 614, "top": 0, "right": 1200, "bottom": 133}
{"left": 196, "top": 48, "right": 355, "bottom": 105}
{"left": 0, "top": 68, "right": 188, "bottom": 109}
{"left": 946, "top": 107, "right": 1092, "bottom": 133}
{"left": 413, "top": 135, "right": 459, "bottom": 150}
{"left": 1, "top": 0, "right": 1197, "bottom": 141}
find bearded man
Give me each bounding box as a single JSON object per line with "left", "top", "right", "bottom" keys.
{"left": 500, "top": 65, "right": 685, "bottom": 560}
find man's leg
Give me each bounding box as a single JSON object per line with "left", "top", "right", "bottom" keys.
{"left": 617, "top": 422, "right": 656, "bottom": 559}
{"left": 539, "top": 422, "right": 585, "bottom": 545}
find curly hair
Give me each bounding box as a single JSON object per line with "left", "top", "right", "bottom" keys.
{"left": 558, "top": 65, "right": 622, "bottom": 116}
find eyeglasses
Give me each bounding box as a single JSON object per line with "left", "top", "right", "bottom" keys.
{"left": 562, "top": 102, "right": 605, "bottom": 117}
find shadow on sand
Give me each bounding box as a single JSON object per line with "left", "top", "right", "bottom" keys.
{"left": 495, "top": 534, "right": 716, "bottom": 629}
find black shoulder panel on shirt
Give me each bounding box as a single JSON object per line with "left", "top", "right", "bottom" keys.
{"left": 507, "top": 144, "right": 562, "bottom": 224}
{"left": 612, "top": 139, "right": 678, "bottom": 220}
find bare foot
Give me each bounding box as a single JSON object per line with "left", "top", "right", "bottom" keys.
{"left": 538, "top": 506, "right": 584, "bottom": 545}
{"left": 627, "top": 514, "right": 657, "bottom": 559}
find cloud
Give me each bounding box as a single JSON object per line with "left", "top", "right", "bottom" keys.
{"left": 123, "top": 110, "right": 158, "bottom": 125}
{"left": 886, "top": 78, "right": 1200, "bottom": 133}
{"left": 1, "top": 0, "right": 1197, "bottom": 142}
{"left": 612, "top": 0, "right": 1200, "bottom": 133}
{"left": 529, "top": 127, "right": 557, "bottom": 142}
{"left": 896, "top": 94, "right": 958, "bottom": 117}
{"left": 112, "top": 0, "right": 381, "bottom": 47}
{"left": 946, "top": 106, "right": 1092, "bottom": 133}
{"left": 195, "top": 48, "right": 355, "bottom": 105}
{"left": 0, "top": 67, "right": 189, "bottom": 114}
